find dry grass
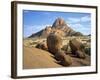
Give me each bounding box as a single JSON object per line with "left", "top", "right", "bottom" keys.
{"left": 24, "top": 36, "right": 91, "bottom": 55}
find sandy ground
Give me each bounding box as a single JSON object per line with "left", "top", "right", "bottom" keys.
{"left": 23, "top": 47, "right": 62, "bottom": 69}
{"left": 23, "top": 47, "right": 90, "bottom": 69}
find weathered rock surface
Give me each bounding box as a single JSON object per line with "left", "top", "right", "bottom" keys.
{"left": 47, "top": 33, "right": 62, "bottom": 54}
{"left": 23, "top": 47, "right": 90, "bottom": 69}
{"left": 35, "top": 42, "right": 48, "bottom": 51}
{"left": 29, "top": 18, "right": 83, "bottom": 38}
{"left": 69, "top": 39, "right": 86, "bottom": 59}
{"left": 55, "top": 50, "right": 72, "bottom": 66}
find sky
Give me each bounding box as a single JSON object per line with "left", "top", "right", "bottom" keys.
{"left": 23, "top": 10, "right": 91, "bottom": 38}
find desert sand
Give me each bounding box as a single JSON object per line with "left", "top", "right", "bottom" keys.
{"left": 23, "top": 46, "right": 90, "bottom": 69}
{"left": 23, "top": 46, "right": 62, "bottom": 69}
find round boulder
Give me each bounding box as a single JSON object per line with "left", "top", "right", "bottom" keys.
{"left": 47, "top": 33, "right": 62, "bottom": 54}
{"left": 55, "top": 50, "right": 72, "bottom": 66}
{"left": 76, "top": 50, "right": 86, "bottom": 59}
{"left": 69, "top": 39, "right": 86, "bottom": 59}
{"left": 35, "top": 43, "right": 48, "bottom": 51}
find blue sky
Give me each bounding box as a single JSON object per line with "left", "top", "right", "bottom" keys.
{"left": 23, "top": 10, "right": 91, "bottom": 37}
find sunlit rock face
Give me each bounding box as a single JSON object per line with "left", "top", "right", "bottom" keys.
{"left": 29, "top": 17, "right": 83, "bottom": 38}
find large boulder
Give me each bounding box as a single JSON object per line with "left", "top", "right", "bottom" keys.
{"left": 55, "top": 50, "right": 72, "bottom": 66}
{"left": 69, "top": 39, "right": 86, "bottom": 59}
{"left": 75, "top": 50, "right": 86, "bottom": 59}
{"left": 47, "top": 33, "right": 62, "bottom": 54}
{"left": 35, "top": 43, "right": 48, "bottom": 51}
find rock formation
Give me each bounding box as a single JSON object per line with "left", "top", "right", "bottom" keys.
{"left": 47, "top": 33, "right": 62, "bottom": 54}
{"left": 52, "top": 18, "right": 68, "bottom": 29}
{"left": 35, "top": 42, "right": 48, "bottom": 51}
{"left": 29, "top": 18, "right": 83, "bottom": 38}
{"left": 55, "top": 50, "right": 72, "bottom": 66}
{"left": 69, "top": 39, "right": 86, "bottom": 59}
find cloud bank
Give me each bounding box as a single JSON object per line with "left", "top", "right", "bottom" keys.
{"left": 67, "top": 16, "right": 91, "bottom": 35}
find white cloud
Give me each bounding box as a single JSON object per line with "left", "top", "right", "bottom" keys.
{"left": 24, "top": 10, "right": 30, "bottom": 13}
{"left": 66, "top": 15, "right": 91, "bottom": 35}
{"left": 70, "top": 23, "right": 83, "bottom": 28}
{"left": 67, "top": 18, "right": 80, "bottom": 23}
{"left": 24, "top": 24, "right": 51, "bottom": 37}
{"left": 81, "top": 16, "right": 91, "bottom": 22}
{"left": 68, "top": 23, "right": 91, "bottom": 35}
{"left": 24, "top": 25, "right": 34, "bottom": 38}
{"left": 67, "top": 15, "right": 91, "bottom": 24}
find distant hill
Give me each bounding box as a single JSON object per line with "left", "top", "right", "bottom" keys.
{"left": 29, "top": 18, "right": 83, "bottom": 38}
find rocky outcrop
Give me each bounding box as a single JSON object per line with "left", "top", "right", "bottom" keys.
{"left": 55, "top": 50, "right": 72, "bottom": 66}
{"left": 75, "top": 50, "right": 86, "bottom": 59}
{"left": 69, "top": 39, "right": 86, "bottom": 59}
{"left": 47, "top": 33, "right": 72, "bottom": 66}
{"left": 29, "top": 26, "right": 52, "bottom": 38}
{"left": 72, "top": 32, "right": 83, "bottom": 36}
{"left": 29, "top": 18, "right": 83, "bottom": 38}
{"left": 35, "top": 43, "right": 48, "bottom": 51}
{"left": 52, "top": 18, "right": 67, "bottom": 29}
{"left": 47, "top": 33, "right": 62, "bottom": 54}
